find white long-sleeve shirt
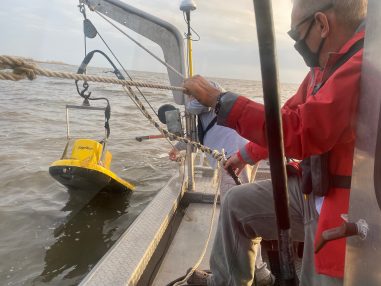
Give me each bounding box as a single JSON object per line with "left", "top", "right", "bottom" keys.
{"left": 184, "top": 99, "right": 248, "bottom": 169}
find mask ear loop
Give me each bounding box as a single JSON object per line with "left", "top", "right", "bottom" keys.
{"left": 315, "top": 37, "right": 326, "bottom": 59}
{"left": 301, "top": 18, "right": 316, "bottom": 42}
{"left": 294, "top": 17, "right": 326, "bottom": 68}
{"left": 313, "top": 13, "right": 329, "bottom": 61}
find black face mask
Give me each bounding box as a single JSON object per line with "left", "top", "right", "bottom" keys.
{"left": 294, "top": 20, "right": 326, "bottom": 68}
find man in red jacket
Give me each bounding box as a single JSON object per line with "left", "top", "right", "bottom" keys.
{"left": 183, "top": 0, "right": 367, "bottom": 285}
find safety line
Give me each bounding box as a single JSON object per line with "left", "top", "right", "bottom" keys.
{"left": 0, "top": 55, "right": 225, "bottom": 162}
{"left": 0, "top": 55, "right": 184, "bottom": 92}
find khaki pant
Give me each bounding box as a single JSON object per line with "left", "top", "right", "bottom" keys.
{"left": 219, "top": 166, "right": 271, "bottom": 281}
{"left": 219, "top": 166, "right": 250, "bottom": 203}
{"left": 207, "top": 177, "right": 343, "bottom": 286}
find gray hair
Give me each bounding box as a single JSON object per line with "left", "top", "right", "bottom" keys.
{"left": 294, "top": 0, "right": 367, "bottom": 29}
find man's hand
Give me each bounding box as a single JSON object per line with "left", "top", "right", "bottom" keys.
{"left": 168, "top": 148, "right": 179, "bottom": 161}
{"left": 224, "top": 153, "right": 247, "bottom": 175}
{"left": 183, "top": 75, "right": 221, "bottom": 107}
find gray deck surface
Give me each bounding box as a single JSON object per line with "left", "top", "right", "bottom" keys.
{"left": 80, "top": 171, "right": 184, "bottom": 286}
{"left": 153, "top": 171, "right": 219, "bottom": 285}
{"left": 153, "top": 162, "right": 272, "bottom": 285}
{"left": 80, "top": 160, "right": 272, "bottom": 286}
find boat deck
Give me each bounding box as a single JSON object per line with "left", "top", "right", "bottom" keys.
{"left": 79, "top": 168, "right": 185, "bottom": 286}
{"left": 153, "top": 168, "right": 220, "bottom": 285}
{"left": 80, "top": 160, "right": 271, "bottom": 286}
{"left": 153, "top": 161, "right": 272, "bottom": 285}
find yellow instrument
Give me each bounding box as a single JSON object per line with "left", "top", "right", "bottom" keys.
{"left": 49, "top": 105, "right": 135, "bottom": 192}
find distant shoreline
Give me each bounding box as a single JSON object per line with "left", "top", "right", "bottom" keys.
{"left": 34, "top": 59, "right": 69, "bottom": 65}
{"left": 12, "top": 56, "right": 69, "bottom": 66}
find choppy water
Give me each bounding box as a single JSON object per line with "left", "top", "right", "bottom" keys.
{"left": 0, "top": 63, "right": 297, "bottom": 285}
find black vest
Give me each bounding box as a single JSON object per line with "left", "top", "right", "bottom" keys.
{"left": 197, "top": 116, "right": 217, "bottom": 145}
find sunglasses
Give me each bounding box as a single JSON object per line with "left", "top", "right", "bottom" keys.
{"left": 287, "top": 3, "right": 334, "bottom": 42}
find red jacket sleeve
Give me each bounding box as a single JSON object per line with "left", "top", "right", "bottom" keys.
{"left": 237, "top": 142, "right": 268, "bottom": 165}
{"left": 218, "top": 54, "right": 362, "bottom": 159}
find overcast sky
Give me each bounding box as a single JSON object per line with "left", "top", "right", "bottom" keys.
{"left": 0, "top": 0, "right": 308, "bottom": 83}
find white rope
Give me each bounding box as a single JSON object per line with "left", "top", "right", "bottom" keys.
{"left": 122, "top": 85, "right": 175, "bottom": 148}
{"left": 173, "top": 151, "right": 225, "bottom": 286}
{"left": 0, "top": 55, "right": 184, "bottom": 91}
{"left": 0, "top": 55, "right": 225, "bottom": 162}
{"left": 120, "top": 82, "right": 224, "bottom": 161}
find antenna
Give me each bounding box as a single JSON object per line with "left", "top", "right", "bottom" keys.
{"left": 180, "top": 0, "right": 197, "bottom": 192}
{"left": 180, "top": 0, "right": 197, "bottom": 12}
{"left": 179, "top": 0, "right": 197, "bottom": 77}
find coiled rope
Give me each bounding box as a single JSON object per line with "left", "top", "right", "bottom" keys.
{"left": 0, "top": 55, "right": 225, "bottom": 162}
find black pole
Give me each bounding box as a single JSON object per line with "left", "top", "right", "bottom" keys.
{"left": 186, "top": 11, "right": 191, "bottom": 36}
{"left": 252, "top": 0, "right": 297, "bottom": 285}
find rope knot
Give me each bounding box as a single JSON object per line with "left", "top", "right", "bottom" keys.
{"left": 0, "top": 55, "right": 37, "bottom": 80}
{"left": 13, "top": 65, "right": 37, "bottom": 80}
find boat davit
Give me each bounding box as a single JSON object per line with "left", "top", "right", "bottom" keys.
{"left": 49, "top": 104, "right": 135, "bottom": 193}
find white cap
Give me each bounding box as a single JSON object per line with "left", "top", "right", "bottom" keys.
{"left": 180, "top": 0, "right": 197, "bottom": 12}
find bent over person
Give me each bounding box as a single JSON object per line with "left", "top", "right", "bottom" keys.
{"left": 183, "top": 0, "right": 367, "bottom": 285}
{"left": 169, "top": 83, "right": 252, "bottom": 202}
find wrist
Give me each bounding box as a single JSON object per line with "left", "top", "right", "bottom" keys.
{"left": 214, "top": 92, "right": 228, "bottom": 115}
{"left": 236, "top": 151, "right": 247, "bottom": 164}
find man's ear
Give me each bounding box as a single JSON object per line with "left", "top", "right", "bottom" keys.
{"left": 314, "top": 12, "right": 330, "bottom": 38}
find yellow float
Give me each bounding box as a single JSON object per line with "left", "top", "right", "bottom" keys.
{"left": 49, "top": 104, "right": 135, "bottom": 192}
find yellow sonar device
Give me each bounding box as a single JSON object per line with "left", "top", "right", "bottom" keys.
{"left": 49, "top": 104, "right": 135, "bottom": 193}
